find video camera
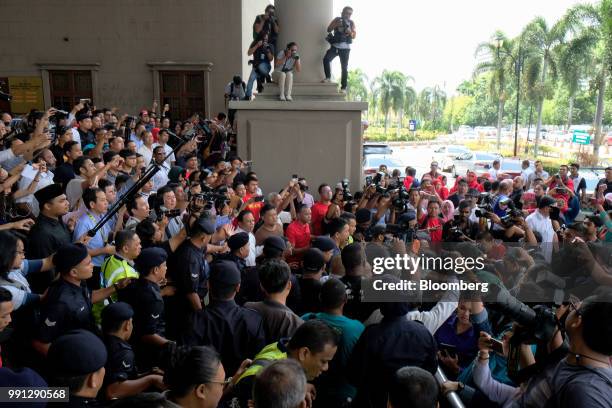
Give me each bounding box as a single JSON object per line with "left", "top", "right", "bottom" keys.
{"left": 385, "top": 211, "right": 418, "bottom": 244}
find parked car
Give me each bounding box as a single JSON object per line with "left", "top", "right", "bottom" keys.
{"left": 453, "top": 152, "right": 501, "bottom": 177}
{"left": 497, "top": 159, "right": 531, "bottom": 178}
{"left": 431, "top": 145, "right": 472, "bottom": 173}
{"left": 363, "top": 142, "right": 393, "bottom": 157}
{"left": 363, "top": 154, "right": 405, "bottom": 178}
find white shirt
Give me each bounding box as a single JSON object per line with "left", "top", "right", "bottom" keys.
{"left": 0, "top": 148, "right": 15, "bottom": 165}
{"left": 137, "top": 144, "right": 154, "bottom": 165}
{"left": 152, "top": 143, "right": 175, "bottom": 167}
{"left": 489, "top": 168, "right": 500, "bottom": 180}
{"left": 236, "top": 226, "right": 263, "bottom": 267}
{"left": 71, "top": 128, "right": 81, "bottom": 146}
{"left": 65, "top": 176, "right": 85, "bottom": 210}
{"left": 526, "top": 210, "right": 555, "bottom": 262}
{"left": 151, "top": 162, "right": 170, "bottom": 192}
{"left": 15, "top": 165, "right": 54, "bottom": 216}
{"left": 521, "top": 168, "right": 533, "bottom": 185}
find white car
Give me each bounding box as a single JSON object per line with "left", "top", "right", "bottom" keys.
{"left": 431, "top": 145, "right": 472, "bottom": 173}
{"left": 452, "top": 152, "right": 502, "bottom": 177}
{"left": 363, "top": 154, "right": 405, "bottom": 178}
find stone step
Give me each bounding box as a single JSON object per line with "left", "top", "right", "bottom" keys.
{"left": 254, "top": 81, "right": 346, "bottom": 101}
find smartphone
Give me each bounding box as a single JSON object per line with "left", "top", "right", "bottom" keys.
{"left": 292, "top": 174, "right": 298, "bottom": 183}
{"left": 253, "top": 195, "right": 264, "bottom": 202}
{"left": 365, "top": 176, "right": 373, "bottom": 186}
{"left": 80, "top": 98, "right": 91, "bottom": 104}
{"left": 490, "top": 338, "right": 504, "bottom": 354}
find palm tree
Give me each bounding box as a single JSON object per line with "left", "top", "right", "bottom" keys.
{"left": 368, "top": 78, "right": 380, "bottom": 125}
{"left": 347, "top": 69, "right": 369, "bottom": 102}
{"left": 392, "top": 74, "right": 413, "bottom": 138}
{"left": 403, "top": 85, "right": 418, "bottom": 128}
{"left": 565, "top": 0, "right": 611, "bottom": 161}
{"left": 474, "top": 31, "right": 514, "bottom": 150}
{"left": 521, "top": 16, "right": 568, "bottom": 156}
{"left": 419, "top": 85, "right": 447, "bottom": 129}
{"left": 378, "top": 70, "right": 406, "bottom": 134}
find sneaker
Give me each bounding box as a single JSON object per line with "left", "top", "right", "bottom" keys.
{"left": 321, "top": 78, "right": 331, "bottom": 83}
{"left": 339, "top": 88, "right": 347, "bottom": 95}
{"left": 286, "top": 95, "right": 293, "bottom": 101}
{"left": 279, "top": 94, "right": 286, "bottom": 101}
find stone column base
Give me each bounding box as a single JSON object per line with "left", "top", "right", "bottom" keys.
{"left": 229, "top": 100, "right": 368, "bottom": 195}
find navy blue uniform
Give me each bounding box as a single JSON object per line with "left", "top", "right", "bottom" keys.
{"left": 186, "top": 299, "right": 266, "bottom": 374}
{"left": 118, "top": 279, "right": 165, "bottom": 370}
{"left": 165, "top": 241, "right": 207, "bottom": 343}
{"left": 103, "top": 335, "right": 137, "bottom": 386}
{"left": 36, "top": 279, "right": 96, "bottom": 343}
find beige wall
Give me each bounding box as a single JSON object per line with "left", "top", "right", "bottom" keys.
{"left": 241, "top": 0, "right": 272, "bottom": 82}
{"left": 0, "top": 0, "right": 247, "bottom": 116}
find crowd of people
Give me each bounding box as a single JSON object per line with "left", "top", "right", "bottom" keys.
{"left": 0, "top": 5, "right": 610, "bottom": 408}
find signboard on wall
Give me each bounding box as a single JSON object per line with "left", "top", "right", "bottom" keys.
{"left": 8, "top": 76, "right": 44, "bottom": 114}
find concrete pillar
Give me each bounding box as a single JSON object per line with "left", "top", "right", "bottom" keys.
{"left": 275, "top": 0, "right": 333, "bottom": 83}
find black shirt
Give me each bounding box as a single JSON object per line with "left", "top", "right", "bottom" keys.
{"left": 347, "top": 317, "right": 438, "bottom": 408}
{"left": 53, "top": 162, "right": 76, "bottom": 189}
{"left": 297, "top": 276, "right": 322, "bottom": 315}
{"left": 36, "top": 279, "right": 96, "bottom": 343}
{"left": 165, "top": 240, "right": 206, "bottom": 341}
{"left": 341, "top": 275, "right": 378, "bottom": 322}
{"left": 119, "top": 279, "right": 165, "bottom": 340}
{"left": 50, "top": 144, "right": 65, "bottom": 166}
{"left": 27, "top": 214, "right": 73, "bottom": 294}
{"left": 78, "top": 129, "right": 95, "bottom": 147}
{"left": 103, "top": 335, "right": 137, "bottom": 385}
{"left": 186, "top": 299, "right": 266, "bottom": 374}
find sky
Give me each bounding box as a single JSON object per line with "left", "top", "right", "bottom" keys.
{"left": 333, "top": 0, "right": 594, "bottom": 96}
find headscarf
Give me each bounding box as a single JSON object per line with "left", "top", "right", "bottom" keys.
{"left": 441, "top": 200, "right": 455, "bottom": 223}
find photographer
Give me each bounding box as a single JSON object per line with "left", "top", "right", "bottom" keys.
{"left": 246, "top": 31, "right": 275, "bottom": 99}
{"left": 443, "top": 200, "right": 479, "bottom": 242}
{"left": 322, "top": 6, "right": 356, "bottom": 93}
{"left": 273, "top": 42, "right": 301, "bottom": 101}
{"left": 224, "top": 76, "right": 246, "bottom": 126}
{"left": 253, "top": 5, "right": 280, "bottom": 53}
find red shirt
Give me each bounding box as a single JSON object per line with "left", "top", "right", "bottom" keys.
{"left": 243, "top": 193, "right": 264, "bottom": 221}
{"left": 286, "top": 220, "right": 311, "bottom": 263}
{"left": 403, "top": 175, "right": 415, "bottom": 190}
{"left": 419, "top": 214, "right": 443, "bottom": 242}
{"left": 311, "top": 201, "right": 330, "bottom": 236}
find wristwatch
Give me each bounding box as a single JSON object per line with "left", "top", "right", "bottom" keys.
{"left": 457, "top": 382, "right": 465, "bottom": 391}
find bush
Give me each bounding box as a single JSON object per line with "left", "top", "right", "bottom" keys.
{"left": 364, "top": 126, "right": 441, "bottom": 142}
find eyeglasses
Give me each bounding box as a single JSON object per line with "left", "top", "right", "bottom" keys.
{"left": 208, "top": 378, "right": 232, "bottom": 386}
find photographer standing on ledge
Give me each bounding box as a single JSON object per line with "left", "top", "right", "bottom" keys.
{"left": 322, "top": 6, "right": 356, "bottom": 94}
{"left": 273, "top": 42, "right": 301, "bottom": 101}
{"left": 253, "top": 5, "right": 280, "bottom": 54}
{"left": 246, "top": 31, "right": 275, "bottom": 100}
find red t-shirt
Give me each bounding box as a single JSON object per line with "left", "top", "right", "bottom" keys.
{"left": 311, "top": 201, "right": 330, "bottom": 236}
{"left": 286, "top": 220, "right": 311, "bottom": 263}
{"left": 243, "top": 193, "right": 264, "bottom": 221}
{"left": 403, "top": 176, "right": 415, "bottom": 190}
{"left": 419, "top": 214, "right": 443, "bottom": 242}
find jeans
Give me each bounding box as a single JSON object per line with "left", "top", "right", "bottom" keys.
{"left": 246, "top": 61, "right": 271, "bottom": 98}
{"left": 323, "top": 46, "right": 350, "bottom": 89}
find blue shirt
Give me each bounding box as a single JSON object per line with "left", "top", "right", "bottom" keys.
{"left": 434, "top": 309, "right": 491, "bottom": 369}
{"left": 73, "top": 212, "right": 111, "bottom": 267}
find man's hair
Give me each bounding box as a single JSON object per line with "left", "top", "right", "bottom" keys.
{"left": 115, "top": 230, "right": 136, "bottom": 253}
{"left": 103, "top": 150, "right": 118, "bottom": 164}
{"left": 63, "top": 141, "right": 79, "bottom": 155}
{"left": 72, "top": 156, "right": 88, "bottom": 175}
{"left": 499, "top": 179, "right": 513, "bottom": 192}
{"left": 287, "top": 319, "right": 339, "bottom": 353}
{"left": 327, "top": 217, "right": 347, "bottom": 238}
{"left": 569, "top": 162, "right": 580, "bottom": 170}
{"left": 127, "top": 194, "right": 145, "bottom": 216}
{"left": 341, "top": 243, "right": 364, "bottom": 274}
{"left": 237, "top": 210, "right": 253, "bottom": 223}
{"left": 318, "top": 184, "right": 330, "bottom": 194}
{"left": 340, "top": 211, "right": 356, "bottom": 222}
{"left": 342, "top": 6, "right": 353, "bottom": 13}
{"left": 253, "top": 360, "right": 306, "bottom": 408}
{"left": 98, "top": 178, "right": 114, "bottom": 193}
{"left": 260, "top": 203, "right": 275, "bottom": 218}
{"left": 82, "top": 187, "right": 102, "bottom": 210}
{"left": 320, "top": 278, "right": 347, "bottom": 310}
{"left": 258, "top": 259, "right": 291, "bottom": 294}
{"left": 405, "top": 166, "right": 416, "bottom": 177}
{"left": 388, "top": 366, "right": 438, "bottom": 408}
{"left": 0, "top": 287, "right": 12, "bottom": 303}
{"left": 458, "top": 179, "right": 468, "bottom": 186}
{"left": 153, "top": 145, "right": 165, "bottom": 155}
{"left": 458, "top": 200, "right": 471, "bottom": 211}
{"left": 286, "top": 41, "right": 297, "bottom": 49}
{"left": 579, "top": 292, "right": 612, "bottom": 355}
{"left": 559, "top": 164, "right": 569, "bottom": 171}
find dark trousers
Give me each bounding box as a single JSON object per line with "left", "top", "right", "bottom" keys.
{"left": 323, "top": 46, "right": 350, "bottom": 89}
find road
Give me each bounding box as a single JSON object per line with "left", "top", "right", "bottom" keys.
{"left": 389, "top": 144, "right": 457, "bottom": 186}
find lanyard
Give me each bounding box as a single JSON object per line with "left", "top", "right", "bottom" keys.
{"left": 86, "top": 212, "right": 106, "bottom": 244}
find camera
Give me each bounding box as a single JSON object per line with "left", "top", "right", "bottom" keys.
{"left": 0, "top": 91, "right": 12, "bottom": 102}
{"left": 391, "top": 185, "right": 411, "bottom": 212}
{"left": 475, "top": 192, "right": 494, "bottom": 218}
{"left": 341, "top": 178, "right": 353, "bottom": 201}
{"left": 157, "top": 208, "right": 182, "bottom": 221}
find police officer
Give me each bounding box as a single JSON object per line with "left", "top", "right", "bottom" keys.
{"left": 165, "top": 215, "right": 215, "bottom": 343}
{"left": 46, "top": 329, "right": 107, "bottom": 407}
{"left": 33, "top": 244, "right": 130, "bottom": 356}
{"left": 187, "top": 260, "right": 265, "bottom": 374}
{"left": 27, "top": 183, "right": 72, "bottom": 294}
{"left": 101, "top": 301, "right": 164, "bottom": 400}
{"left": 118, "top": 247, "right": 172, "bottom": 371}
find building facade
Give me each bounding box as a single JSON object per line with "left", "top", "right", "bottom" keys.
{"left": 0, "top": 0, "right": 268, "bottom": 118}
